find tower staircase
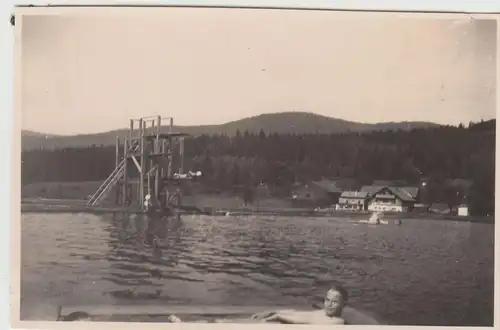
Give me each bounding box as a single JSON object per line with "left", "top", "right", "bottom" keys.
{"left": 86, "top": 140, "right": 140, "bottom": 206}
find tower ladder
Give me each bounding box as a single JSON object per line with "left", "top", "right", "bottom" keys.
{"left": 86, "top": 140, "right": 139, "bottom": 206}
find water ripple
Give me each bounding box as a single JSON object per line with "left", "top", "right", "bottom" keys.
{"left": 20, "top": 213, "right": 494, "bottom": 326}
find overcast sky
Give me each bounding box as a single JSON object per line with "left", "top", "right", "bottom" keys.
{"left": 21, "top": 8, "right": 496, "bottom": 135}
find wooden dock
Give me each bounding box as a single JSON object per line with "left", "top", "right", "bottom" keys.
{"left": 21, "top": 198, "right": 206, "bottom": 215}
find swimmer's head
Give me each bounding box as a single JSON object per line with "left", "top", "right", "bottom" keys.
{"left": 324, "top": 283, "right": 348, "bottom": 317}
{"left": 167, "top": 314, "right": 182, "bottom": 322}
{"left": 62, "top": 311, "right": 92, "bottom": 321}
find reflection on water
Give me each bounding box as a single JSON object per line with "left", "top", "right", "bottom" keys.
{"left": 21, "top": 213, "right": 494, "bottom": 326}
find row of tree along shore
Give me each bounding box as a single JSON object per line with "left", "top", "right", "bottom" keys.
{"left": 21, "top": 120, "right": 495, "bottom": 216}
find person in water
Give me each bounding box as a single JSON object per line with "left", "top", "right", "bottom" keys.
{"left": 250, "top": 283, "right": 348, "bottom": 324}
{"left": 165, "top": 284, "right": 349, "bottom": 324}
{"left": 58, "top": 311, "right": 92, "bottom": 321}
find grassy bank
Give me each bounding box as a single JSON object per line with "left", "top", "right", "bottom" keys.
{"left": 21, "top": 181, "right": 294, "bottom": 211}
{"left": 22, "top": 181, "right": 103, "bottom": 200}
{"left": 21, "top": 181, "right": 494, "bottom": 224}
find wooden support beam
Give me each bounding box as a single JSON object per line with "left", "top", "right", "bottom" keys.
{"left": 141, "top": 120, "right": 147, "bottom": 207}
{"left": 147, "top": 174, "right": 151, "bottom": 198}
{"left": 156, "top": 115, "right": 161, "bottom": 154}
{"left": 149, "top": 120, "right": 155, "bottom": 191}
{"left": 146, "top": 165, "right": 157, "bottom": 176}
{"left": 167, "top": 138, "right": 173, "bottom": 179}
{"left": 154, "top": 165, "right": 159, "bottom": 203}
{"left": 122, "top": 139, "right": 128, "bottom": 205}
{"left": 115, "top": 137, "right": 120, "bottom": 204}
{"left": 131, "top": 155, "right": 141, "bottom": 174}
{"left": 150, "top": 119, "right": 155, "bottom": 137}
{"left": 154, "top": 117, "right": 161, "bottom": 199}
{"left": 139, "top": 118, "right": 144, "bottom": 206}
{"left": 179, "top": 137, "right": 185, "bottom": 175}
{"left": 160, "top": 139, "right": 166, "bottom": 179}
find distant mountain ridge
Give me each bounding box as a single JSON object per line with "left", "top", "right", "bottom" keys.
{"left": 21, "top": 130, "right": 59, "bottom": 138}
{"left": 21, "top": 111, "right": 442, "bottom": 150}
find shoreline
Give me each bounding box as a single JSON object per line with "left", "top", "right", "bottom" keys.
{"left": 20, "top": 198, "right": 494, "bottom": 224}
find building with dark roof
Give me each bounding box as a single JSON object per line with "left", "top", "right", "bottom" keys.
{"left": 338, "top": 191, "right": 369, "bottom": 211}
{"left": 360, "top": 185, "right": 420, "bottom": 212}
{"left": 291, "top": 178, "right": 359, "bottom": 207}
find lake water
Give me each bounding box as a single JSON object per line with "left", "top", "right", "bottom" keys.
{"left": 20, "top": 213, "right": 494, "bottom": 326}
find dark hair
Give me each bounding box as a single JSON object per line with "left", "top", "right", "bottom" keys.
{"left": 328, "top": 283, "right": 348, "bottom": 302}
{"left": 61, "top": 311, "right": 92, "bottom": 321}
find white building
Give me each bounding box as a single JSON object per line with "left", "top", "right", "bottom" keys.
{"left": 361, "top": 185, "right": 419, "bottom": 213}
{"left": 458, "top": 204, "right": 469, "bottom": 217}
{"left": 337, "top": 191, "right": 369, "bottom": 211}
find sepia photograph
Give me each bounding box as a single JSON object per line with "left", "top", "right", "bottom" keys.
{"left": 14, "top": 5, "right": 496, "bottom": 327}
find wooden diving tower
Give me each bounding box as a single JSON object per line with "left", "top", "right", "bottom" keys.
{"left": 86, "top": 115, "right": 199, "bottom": 213}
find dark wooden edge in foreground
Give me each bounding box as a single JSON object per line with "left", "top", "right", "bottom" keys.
{"left": 55, "top": 303, "right": 384, "bottom": 325}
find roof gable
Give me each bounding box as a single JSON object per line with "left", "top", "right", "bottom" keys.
{"left": 311, "top": 179, "right": 343, "bottom": 193}
{"left": 400, "top": 186, "right": 419, "bottom": 199}
{"left": 361, "top": 185, "right": 419, "bottom": 202}
{"left": 360, "top": 185, "right": 385, "bottom": 195}
{"left": 341, "top": 191, "right": 369, "bottom": 198}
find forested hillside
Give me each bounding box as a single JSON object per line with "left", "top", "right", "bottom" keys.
{"left": 21, "top": 112, "right": 439, "bottom": 150}
{"left": 21, "top": 120, "right": 495, "bottom": 215}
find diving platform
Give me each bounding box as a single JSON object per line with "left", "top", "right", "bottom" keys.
{"left": 86, "top": 116, "right": 200, "bottom": 213}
